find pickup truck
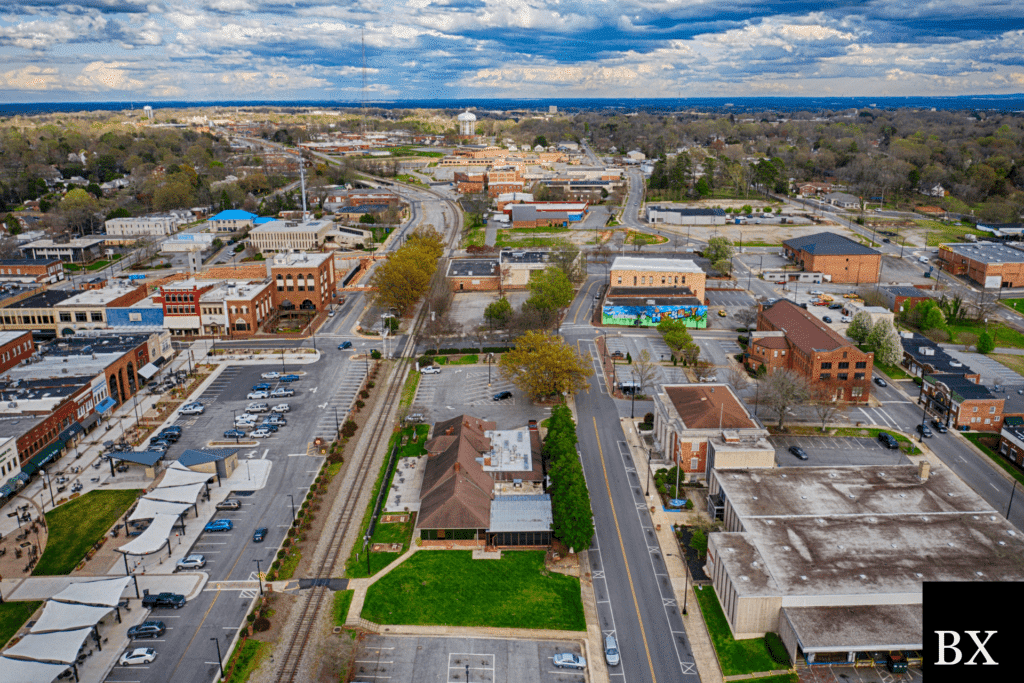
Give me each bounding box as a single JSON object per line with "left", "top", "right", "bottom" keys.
{"left": 141, "top": 592, "right": 186, "bottom": 609}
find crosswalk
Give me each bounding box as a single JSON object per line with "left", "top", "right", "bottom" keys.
{"left": 855, "top": 404, "right": 905, "bottom": 430}
{"left": 310, "top": 361, "right": 368, "bottom": 442}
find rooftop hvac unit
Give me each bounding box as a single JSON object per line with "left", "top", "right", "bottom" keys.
{"left": 8, "top": 402, "right": 16, "bottom": 408}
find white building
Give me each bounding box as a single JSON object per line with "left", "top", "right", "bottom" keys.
{"left": 249, "top": 218, "right": 334, "bottom": 254}
{"left": 105, "top": 215, "right": 187, "bottom": 237}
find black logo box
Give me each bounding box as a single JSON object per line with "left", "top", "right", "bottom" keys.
{"left": 924, "top": 581, "right": 1017, "bottom": 683}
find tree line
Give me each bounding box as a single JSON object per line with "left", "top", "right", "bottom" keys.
{"left": 544, "top": 405, "right": 595, "bottom": 553}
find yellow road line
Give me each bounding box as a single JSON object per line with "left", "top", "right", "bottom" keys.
{"left": 167, "top": 589, "right": 222, "bottom": 680}
{"left": 593, "top": 416, "right": 657, "bottom": 683}
{"left": 573, "top": 280, "right": 598, "bottom": 324}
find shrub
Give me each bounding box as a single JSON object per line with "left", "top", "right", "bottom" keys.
{"left": 764, "top": 632, "right": 790, "bottom": 666}
{"left": 417, "top": 355, "right": 433, "bottom": 366}
{"left": 246, "top": 612, "right": 255, "bottom": 623}
{"left": 360, "top": 389, "right": 370, "bottom": 398}
{"left": 643, "top": 412, "right": 654, "bottom": 424}
{"left": 625, "top": 351, "right": 632, "bottom": 364}
{"left": 684, "top": 499, "right": 694, "bottom": 510}
{"left": 253, "top": 617, "right": 271, "bottom": 632}
{"left": 367, "top": 381, "right": 375, "bottom": 388}
{"left": 287, "top": 528, "right": 296, "bottom": 537}
{"left": 370, "top": 350, "right": 382, "bottom": 359}
{"left": 342, "top": 420, "right": 358, "bottom": 437}
{"left": 277, "top": 549, "right": 286, "bottom": 559}
{"left": 482, "top": 346, "right": 512, "bottom": 353}
{"left": 355, "top": 400, "right": 365, "bottom": 409}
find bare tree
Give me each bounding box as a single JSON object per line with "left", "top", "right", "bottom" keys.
{"left": 758, "top": 369, "right": 812, "bottom": 431}
{"left": 735, "top": 306, "right": 758, "bottom": 330}
{"left": 693, "top": 359, "right": 717, "bottom": 382}
{"left": 632, "top": 349, "right": 659, "bottom": 396}
{"left": 811, "top": 386, "right": 847, "bottom": 432}
{"left": 725, "top": 364, "right": 751, "bottom": 396}
{"left": 421, "top": 313, "right": 460, "bottom": 352}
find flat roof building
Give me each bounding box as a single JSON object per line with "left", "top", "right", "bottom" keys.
{"left": 936, "top": 242, "right": 1024, "bottom": 288}
{"left": 610, "top": 256, "right": 706, "bottom": 301}
{"left": 783, "top": 232, "right": 881, "bottom": 284}
{"left": 249, "top": 218, "right": 334, "bottom": 254}
{"left": 646, "top": 206, "right": 727, "bottom": 225}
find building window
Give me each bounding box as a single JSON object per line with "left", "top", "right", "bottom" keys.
{"left": 617, "top": 277, "right": 622, "bottom": 284}
{"left": 838, "top": 373, "right": 848, "bottom": 380}
{"left": 60, "top": 312, "right": 72, "bottom": 322}
{"left": 75, "top": 312, "right": 87, "bottom": 322}
{"left": 690, "top": 457, "right": 699, "bottom": 470}
{"left": 852, "top": 387, "right": 863, "bottom": 398}
{"left": 91, "top": 312, "right": 103, "bottom": 322}
{"left": 854, "top": 373, "right": 865, "bottom": 380}
{"left": 838, "top": 362, "right": 849, "bottom": 369}
{"left": 820, "top": 373, "right": 830, "bottom": 380}
{"left": 973, "top": 406, "right": 979, "bottom": 413}
{"left": 855, "top": 362, "right": 867, "bottom": 369}
{"left": 990, "top": 406, "right": 997, "bottom": 413}
{"left": 821, "top": 362, "right": 832, "bottom": 369}
{"left": 662, "top": 277, "right": 666, "bottom": 284}
{"left": 842, "top": 352, "right": 848, "bottom": 358}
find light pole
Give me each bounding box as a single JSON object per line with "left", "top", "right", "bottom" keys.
{"left": 41, "top": 468, "right": 55, "bottom": 509}
{"left": 630, "top": 371, "right": 637, "bottom": 419}
{"left": 645, "top": 445, "right": 652, "bottom": 497}
{"left": 1008, "top": 480, "right": 1020, "bottom": 519}
{"left": 253, "top": 559, "right": 264, "bottom": 595}
{"left": 210, "top": 637, "right": 224, "bottom": 680}
{"left": 287, "top": 494, "right": 296, "bottom": 520}
{"left": 487, "top": 352, "right": 493, "bottom": 386}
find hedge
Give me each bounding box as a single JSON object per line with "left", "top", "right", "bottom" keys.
{"left": 764, "top": 632, "right": 790, "bottom": 667}
{"left": 425, "top": 346, "right": 513, "bottom": 355}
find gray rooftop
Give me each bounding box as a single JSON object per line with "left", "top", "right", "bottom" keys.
{"left": 487, "top": 494, "right": 552, "bottom": 533}
{"left": 781, "top": 605, "right": 923, "bottom": 653}
{"left": 783, "top": 232, "right": 879, "bottom": 257}
{"left": 448, "top": 259, "right": 498, "bottom": 278}
{"left": 6, "top": 290, "right": 77, "bottom": 309}
{"left": 941, "top": 242, "right": 1024, "bottom": 264}
{"left": 649, "top": 206, "right": 726, "bottom": 217}
{"left": 882, "top": 285, "right": 933, "bottom": 298}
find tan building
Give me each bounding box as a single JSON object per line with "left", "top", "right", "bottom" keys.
{"left": 198, "top": 281, "right": 274, "bottom": 336}
{"left": 652, "top": 384, "right": 773, "bottom": 477}
{"left": 609, "top": 256, "right": 706, "bottom": 302}
{"left": 782, "top": 232, "right": 881, "bottom": 284}
{"left": 104, "top": 215, "right": 186, "bottom": 237}
{"left": 936, "top": 242, "right": 1024, "bottom": 288}
{"left": 0, "top": 259, "right": 64, "bottom": 284}
{"left": 249, "top": 218, "right": 334, "bottom": 254}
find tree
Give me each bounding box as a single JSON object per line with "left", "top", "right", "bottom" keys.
{"left": 4, "top": 213, "right": 21, "bottom": 235}
{"left": 483, "top": 297, "right": 513, "bottom": 327}
{"left": 525, "top": 267, "right": 574, "bottom": 313}
{"left": 693, "top": 359, "right": 717, "bottom": 382}
{"left": 847, "top": 311, "right": 874, "bottom": 343}
{"left": 498, "top": 331, "right": 593, "bottom": 400}
{"left": 421, "top": 313, "right": 460, "bottom": 352}
{"left": 735, "top": 306, "right": 758, "bottom": 330}
{"left": 548, "top": 239, "right": 585, "bottom": 284}
{"left": 533, "top": 135, "right": 549, "bottom": 149}
{"left": 369, "top": 227, "right": 445, "bottom": 315}
{"left": 704, "top": 236, "right": 734, "bottom": 264}
{"left": 632, "top": 349, "right": 659, "bottom": 396}
{"left": 759, "top": 369, "right": 811, "bottom": 430}
{"left": 978, "top": 331, "right": 995, "bottom": 354}
{"left": 544, "top": 405, "right": 594, "bottom": 552}
{"left": 690, "top": 528, "right": 708, "bottom": 559}
{"left": 867, "top": 319, "right": 903, "bottom": 366}
{"left": 725, "top": 365, "right": 750, "bottom": 396}
{"left": 59, "top": 187, "right": 103, "bottom": 235}
{"left": 812, "top": 385, "right": 847, "bottom": 432}
{"left": 359, "top": 213, "right": 376, "bottom": 224}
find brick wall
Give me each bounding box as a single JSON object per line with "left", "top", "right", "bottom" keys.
{"left": 673, "top": 439, "right": 708, "bottom": 474}
{"left": 0, "top": 331, "right": 34, "bottom": 374}
{"left": 449, "top": 276, "right": 500, "bottom": 291}
{"left": 609, "top": 269, "right": 706, "bottom": 301}
{"left": 271, "top": 259, "right": 335, "bottom": 310}
{"left": 796, "top": 250, "right": 881, "bottom": 284}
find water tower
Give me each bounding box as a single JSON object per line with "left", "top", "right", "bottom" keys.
{"left": 457, "top": 110, "right": 477, "bottom": 137}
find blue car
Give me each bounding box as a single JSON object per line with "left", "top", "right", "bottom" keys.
{"left": 257, "top": 422, "right": 279, "bottom": 432}
{"left": 223, "top": 429, "right": 246, "bottom": 439}
{"left": 252, "top": 383, "right": 271, "bottom": 391}
{"left": 204, "top": 520, "right": 233, "bottom": 533}
{"left": 279, "top": 374, "right": 300, "bottom": 383}
{"left": 337, "top": 341, "right": 352, "bottom": 350}
{"left": 252, "top": 527, "right": 267, "bottom": 543}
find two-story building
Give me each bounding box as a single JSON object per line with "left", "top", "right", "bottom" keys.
{"left": 782, "top": 232, "right": 881, "bottom": 284}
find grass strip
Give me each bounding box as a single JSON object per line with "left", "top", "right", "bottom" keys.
{"left": 223, "top": 639, "right": 270, "bottom": 683}
{"left": 693, "top": 586, "right": 778, "bottom": 676}
{"left": 344, "top": 429, "right": 408, "bottom": 578}
{"left": 0, "top": 601, "right": 43, "bottom": 649}
{"left": 362, "top": 551, "right": 585, "bottom": 631}
{"left": 963, "top": 432, "right": 1024, "bottom": 487}
{"left": 332, "top": 590, "right": 355, "bottom": 626}
{"left": 399, "top": 369, "right": 420, "bottom": 408}
{"left": 35, "top": 489, "right": 140, "bottom": 575}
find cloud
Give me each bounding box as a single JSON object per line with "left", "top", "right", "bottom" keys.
{"left": 0, "top": 65, "right": 61, "bottom": 90}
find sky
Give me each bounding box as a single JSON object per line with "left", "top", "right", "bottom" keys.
{"left": 1, "top": 1, "right": 1024, "bottom": 102}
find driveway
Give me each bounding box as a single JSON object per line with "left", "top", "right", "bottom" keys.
{"left": 411, "top": 367, "right": 543, "bottom": 429}
{"left": 769, "top": 435, "right": 911, "bottom": 466}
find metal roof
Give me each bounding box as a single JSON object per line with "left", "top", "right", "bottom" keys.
{"left": 487, "top": 494, "right": 552, "bottom": 533}
{"left": 783, "top": 232, "right": 879, "bottom": 256}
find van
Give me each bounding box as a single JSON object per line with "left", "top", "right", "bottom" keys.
{"left": 918, "top": 256, "right": 929, "bottom": 263}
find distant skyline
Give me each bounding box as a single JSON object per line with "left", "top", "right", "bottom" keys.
{"left": 1, "top": 1, "right": 1023, "bottom": 103}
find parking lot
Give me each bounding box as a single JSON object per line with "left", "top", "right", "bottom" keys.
{"left": 770, "top": 435, "right": 911, "bottom": 467}
{"left": 354, "top": 634, "right": 589, "bottom": 683}
{"left": 944, "top": 349, "right": 1022, "bottom": 386}
{"left": 449, "top": 291, "right": 530, "bottom": 327}
{"left": 706, "top": 290, "right": 756, "bottom": 307}
{"left": 412, "top": 367, "right": 542, "bottom": 429}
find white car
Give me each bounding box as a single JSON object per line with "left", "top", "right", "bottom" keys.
{"left": 179, "top": 405, "right": 204, "bottom": 415}
{"left": 270, "top": 387, "right": 294, "bottom": 397}
{"left": 420, "top": 366, "right": 441, "bottom": 375}
{"left": 175, "top": 554, "right": 206, "bottom": 571}
{"left": 553, "top": 653, "right": 586, "bottom": 670}
{"left": 271, "top": 404, "right": 290, "bottom": 413}
{"left": 247, "top": 391, "right": 269, "bottom": 400}
{"left": 235, "top": 415, "right": 257, "bottom": 426}
{"left": 119, "top": 648, "right": 157, "bottom": 666}
{"left": 260, "top": 371, "right": 281, "bottom": 379}
{"left": 840, "top": 316, "right": 852, "bottom": 323}
{"left": 249, "top": 428, "right": 272, "bottom": 439}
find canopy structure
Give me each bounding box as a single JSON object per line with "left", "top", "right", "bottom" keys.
{"left": 0, "top": 656, "right": 70, "bottom": 683}
{"left": 114, "top": 450, "right": 164, "bottom": 467}
{"left": 52, "top": 576, "right": 131, "bottom": 608}
{"left": 145, "top": 482, "right": 205, "bottom": 504}
{"left": 129, "top": 498, "right": 191, "bottom": 521}
{"left": 157, "top": 461, "right": 214, "bottom": 488}
{"left": 116, "top": 513, "right": 180, "bottom": 556}
{"left": 95, "top": 396, "right": 117, "bottom": 414}
{"left": 30, "top": 602, "right": 112, "bottom": 634}
{"left": 3, "top": 627, "right": 93, "bottom": 665}
{"left": 137, "top": 362, "right": 160, "bottom": 380}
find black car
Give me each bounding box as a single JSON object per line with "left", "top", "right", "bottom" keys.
{"left": 828, "top": 303, "right": 843, "bottom": 310}
{"left": 874, "top": 377, "right": 888, "bottom": 387}
{"left": 157, "top": 431, "right": 180, "bottom": 442}
{"left": 127, "top": 621, "right": 166, "bottom": 639}
{"left": 257, "top": 422, "right": 279, "bottom": 432}
{"left": 253, "top": 527, "right": 267, "bottom": 543}
{"left": 162, "top": 425, "right": 183, "bottom": 434}
{"left": 878, "top": 432, "right": 900, "bottom": 449}
{"left": 822, "top": 316, "right": 833, "bottom": 323}
{"left": 493, "top": 391, "right": 513, "bottom": 401}
{"left": 788, "top": 445, "right": 809, "bottom": 460}
{"left": 338, "top": 341, "right": 352, "bottom": 350}
{"left": 916, "top": 423, "right": 933, "bottom": 438}
{"left": 883, "top": 238, "right": 891, "bottom": 243}
{"left": 931, "top": 419, "right": 948, "bottom": 434}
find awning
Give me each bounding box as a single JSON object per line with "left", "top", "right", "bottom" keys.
{"left": 116, "top": 513, "right": 180, "bottom": 556}
{"left": 144, "top": 482, "right": 205, "bottom": 504}
{"left": 0, "top": 484, "right": 12, "bottom": 497}
{"left": 114, "top": 450, "right": 164, "bottom": 467}
{"left": 52, "top": 577, "right": 131, "bottom": 608}
{"left": 80, "top": 413, "right": 100, "bottom": 431}
{"left": 57, "top": 422, "right": 84, "bottom": 443}
{"left": 31, "top": 602, "right": 112, "bottom": 634}
{"left": 21, "top": 441, "right": 65, "bottom": 476}
{"left": 138, "top": 362, "right": 159, "bottom": 380}
{"left": 96, "top": 397, "right": 117, "bottom": 414}
{"left": 0, "top": 656, "right": 70, "bottom": 683}
{"left": 3, "top": 627, "right": 94, "bottom": 665}
{"left": 153, "top": 356, "right": 167, "bottom": 367}
{"left": 157, "top": 461, "right": 215, "bottom": 488}
{"left": 129, "top": 498, "right": 190, "bottom": 521}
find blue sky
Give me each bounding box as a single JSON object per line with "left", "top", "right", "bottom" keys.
{"left": 0, "top": 1, "right": 1022, "bottom": 101}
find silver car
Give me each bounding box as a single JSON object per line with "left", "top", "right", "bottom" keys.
{"left": 605, "top": 635, "right": 620, "bottom": 666}
{"left": 175, "top": 554, "right": 206, "bottom": 571}
{"left": 553, "top": 653, "right": 586, "bottom": 670}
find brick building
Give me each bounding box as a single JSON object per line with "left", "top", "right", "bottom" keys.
{"left": 0, "top": 258, "right": 64, "bottom": 284}
{"left": 652, "top": 384, "right": 773, "bottom": 478}
{"left": 447, "top": 259, "right": 500, "bottom": 292}
{"left": 782, "top": 232, "right": 881, "bottom": 284}
{"left": 199, "top": 281, "right": 274, "bottom": 336}
{"left": 453, "top": 170, "right": 486, "bottom": 194}
{"left": 207, "top": 209, "right": 257, "bottom": 233}
{"left": 899, "top": 333, "right": 979, "bottom": 381}
{"left": 935, "top": 242, "right": 1024, "bottom": 288}
{"left": 921, "top": 373, "right": 1003, "bottom": 432}
{"left": 998, "top": 420, "right": 1024, "bottom": 471}
{"left": 267, "top": 251, "right": 336, "bottom": 311}
{"left": 609, "top": 256, "right": 706, "bottom": 302}
{"left": 747, "top": 300, "right": 874, "bottom": 402}
{"left": 0, "top": 331, "right": 34, "bottom": 374}
{"left": 878, "top": 285, "right": 935, "bottom": 314}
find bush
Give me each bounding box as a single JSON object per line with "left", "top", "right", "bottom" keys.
{"left": 643, "top": 412, "right": 654, "bottom": 424}
{"left": 355, "top": 400, "right": 365, "bottom": 409}
{"left": 417, "top": 355, "right": 433, "bottom": 366}
{"left": 684, "top": 499, "right": 694, "bottom": 510}
{"left": 764, "top": 632, "right": 790, "bottom": 666}
{"left": 738, "top": 335, "right": 749, "bottom": 346}
{"left": 246, "top": 612, "right": 255, "bottom": 623}
{"left": 367, "top": 381, "right": 375, "bottom": 388}
{"left": 253, "top": 617, "right": 271, "bottom": 632}
{"left": 625, "top": 351, "right": 632, "bottom": 364}
{"left": 370, "top": 349, "right": 382, "bottom": 359}
{"left": 482, "top": 346, "right": 513, "bottom": 353}
{"left": 277, "top": 549, "right": 286, "bottom": 559}
{"left": 360, "top": 389, "right": 370, "bottom": 399}
{"left": 342, "top": 420, "right": 358, "bottom": 437}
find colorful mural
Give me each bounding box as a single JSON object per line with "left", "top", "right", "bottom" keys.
{"left": 602, "top": 304, "right": 708, "bottom": 328}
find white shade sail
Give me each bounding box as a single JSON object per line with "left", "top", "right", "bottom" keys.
{"left": 115, "top": 512, "right": 179, "bottom": 556}
{"left": 129, "top": 498, "right": 191, "bottom": 521}
{"left": 4, "top": 627, "right": 93, "bottom": 664}
{"left": 157, "top": 461, "right": 213, "bottom": 488}
{"left": 52, "top": 577, "right": 131, "bottom": 608}
{"left": 0, "top": 656, "right": 70, "bottom": 683}
{"left": 145, "top": 482, "right": 205, "bottom": 504}
{"left": 31, "top": 602, "right": 112, "bottom": 634}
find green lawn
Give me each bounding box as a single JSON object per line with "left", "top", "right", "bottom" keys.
{"left": 451, "top": 354, "right": 479, "bottom": 365}
{"left": 35, "top": 489, "right": 140, "bottom": 575}
{"left": 920, "top": 221, "right": 987, "bottom": 246}
{"left": 946, "top": 321, "right": 1024, "bottom": 349}
{"left": 963, "top": 432, "right": 1024, "bottom": 487}
{"left": 990, "top": 353, "right": 1024, "bottom": 378}
{"left": 693, "top": 586, "right": 778, "bottom": 676}
{"left": 332, "top": 590, "right": 355, "bottom": 626}
{"left": 362, "top": 551, "right": 585, "bottom": 631}
{"left": 874, "top": 359, "right": 913, "bottom": 381}
{"left": 399, "top": 369, "right": 421, "bottom": 408}
{"left": 461, "top": 225, "right": 485, "bottom": 248}
{"left": 0, "top": 601, "right": 42, "bottom": 649}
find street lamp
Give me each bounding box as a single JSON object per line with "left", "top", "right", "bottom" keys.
{"left": 253, "top": 559, "right": 264, "bottom": 595}
{"left": 40, "top": 468, "right": 55, "bottom": 509}
{"left": 630, "top": 371, "right": 637, "bottom": 419}
{"left": 210, "top": 637, "right": 224, "bottom": 680}
{"left": 487, "top": 352, "right": 493, "bottom": 387}
{"left": 287, "top": 494, "right": 296, "bottom": 520}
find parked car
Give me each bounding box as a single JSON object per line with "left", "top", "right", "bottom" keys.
{"left": 493, "top": 390, "right": 513, "bottom": 401}
{"left": 874, "top": 377, "right": 888, "bottom": 387}
{"left": 822, "top": 316, "right": 833, "bottom": 323}
{"left": 840, "top": 316, "right": 852, "bottom": 323}
{"left": 789, "top": 445, "right": 809, "bottom": 460}
{"left": 161, "top": 425, "right": 183, "bottom": 435}
{"left": 141, "top": 592, "right": 185, "bottom": 609}
{"left": 270, "top": 387, "right": 294, "bottom": 397}
{"left": 257, "top": 422, "right": 279, "bottom": 432}
{"left": 605, "top": 635, "right": 620, "bottom": 667}
{"left": 127, "top": 621, "right": 166, "bottom": 639}
{"left": 878, "top": 432, "right": 900, "bottom": 449}
{"left": 252, "top": 383, "right": 271, "bottom": 391}
{"left": 253, "top": 527, "right": 267, "bottom": 543}
{"left": 828, "top": 303, "right": 843, "bottom": 310}
{"left": 261, "top": 371, "right": 281, "bottom": 379}
{"left": 235, "top": 413, "right": 258, "bottom": 424}
{"left": 717, "top": 309, "right": 727, "bottom": 317}
{"left": 215, "top": 499, "right": 241, "bottom": 510}
{"left": 179, "top": 405, "right": 204, "bottom": 415}
{"left": 223, "top": 429, "right": 246, "bottom": 439}
{"left": 119, "top": 648, "right": 157, "bottom": 666}
{"left": 204, "top": 519, "right": 233, "bottom": 532}
{"left": 421, "top": 366, "right": 441, "bottom": 375}
{"left": 247, "top": 391, "right": 270, "bottom": 400}
{"left": 931, "top": 419, "right": 949, "bottom": 434}
{"left": 916, "top": 423, "right": 933, "bottom": 438}
{"left": 338, "top": 341, "right": 352, "bottom": 350}
{"left": 271, "top": 404, "right": 290, "bottom": 413}
{"left": 264, "top": 415, "right": 287, "bottom": 426}
{"left": 553, "top": 653, "right": 587, "bottom": 670}
{"left": 175, "top": 554, "right": 206, "bottom": 571}
{"left": 405, "top": 413, "right": 425, "bottom": 423}
{"left": 249, "top": 428, "right": 273, "bottom": 439}
{"left": 156, "top": 432, "right": 180, "bottom": 443}
{"left": 280, "top": 374, "right": 300, "bottom": 382}
{"left": 148, "top": 442, "right": 169, "bottom": 453}
{"left": 246, "top": 402, "right": 270, "bottom": 413}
